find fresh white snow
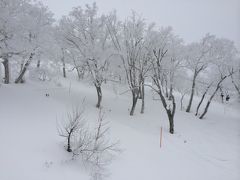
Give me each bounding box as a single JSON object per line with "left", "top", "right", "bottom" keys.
{"left": 0, "top": 78, "right": 239, "bottom": 180}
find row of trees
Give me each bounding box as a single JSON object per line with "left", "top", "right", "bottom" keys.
{"left": 1, "top": 1, "right": 239, "bottom": 134}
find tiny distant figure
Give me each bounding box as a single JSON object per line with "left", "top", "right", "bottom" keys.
{"left": 220, "top": 93, "right": 224, "bottom": 103}
{"left": 226, "top": 95, "right": 230, "bottom": 102}
{"left": 45, "top": 93, "right": 50, "bottom": 97}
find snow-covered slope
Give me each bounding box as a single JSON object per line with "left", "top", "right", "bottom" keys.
{"left": 0, "top": 79, "right": 239, "bottom": 180}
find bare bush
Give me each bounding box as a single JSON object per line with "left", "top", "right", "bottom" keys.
{"left": 74, "top": 109, "right": 120, "bottom": 180}
{"left": 58, "top": 105, "right": 85, "bottom": 152}
{"left": 58, "top": 107, "right": 120, "bottom": 180}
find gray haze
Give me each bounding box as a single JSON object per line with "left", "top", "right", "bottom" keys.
{"left": 40, "top": 0, "right": 240, "bottom": 49}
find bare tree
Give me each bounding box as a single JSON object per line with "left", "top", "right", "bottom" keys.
{"left": 72, "top": 109, "right": 120, "bottom": 180}
{"left": 58, "top": 104, "right": 120, "bottom": 180}
{"left": 58, "top": 106, "right": 85, "bottom": 152}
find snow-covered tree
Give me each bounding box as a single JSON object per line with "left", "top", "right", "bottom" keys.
{"left": 107, "top": 12, "right": 153, "bottom": 115}
{"left": 231, "top": 64, "right": 240, "bottom": 98}
{"left": 14, "top": 2, "right": 54, "bottom": 83}
{"left": 0, "top": 0, "right": 54, "bottom": 84}
{"left": 147, "top": 27, "right": 181, "bottom": 134}
{"left": 120, "top": 13, "right": 146, "bottom": 115}
{"left": 185, "top": 34, "right": 216, "bottom": 112}
{"left": 0, "top": 0, "right": 26, "bottom": 83}
{"left": 196, "top": 38, "right": 238, "bottom": 119}
{"left": 59, "top": 3, "right": 114, "bottom": 108}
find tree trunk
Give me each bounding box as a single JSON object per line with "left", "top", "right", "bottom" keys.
{"left": 186, "top": 72, "right": 197, "bottom": 112}
{"left": 195, "top": 83, "right": 212, "bottom": 116}
{"left": 168, "top": 85, "right": 173, "bottom": 100}
{"left": 18, "top": 62, "right": 25, "bottom": 83}
{"left": 76, "top": 68, "right": 81, "bottom": 80}
{"left": 231, "top": 78, "right": 240, "bottom": 97}
{"left": 72, "top": 59, "right": 83, "bottom": 80}
{"left": 138, "top": 86, "right": 142, "bottom": 99}
{"left": 130, "top": 89, "right": 139, "bottom": 116}
{"left": 158, "top": 87, "right": 176, "bottom": 134}
{"left": 67, "top": 129, "right": 73, "bottom": 152}
{"left": 199, "top": 86, "right": 220, "bottom": 119}
{"left": 140, "top": 80, "right": 145, "bottom": 114}
{"left": 95, "top": 85, "right": 102, "bottom": 108}
{"left": 167, "top": 113, "right": 174, "bottom": 134}
{"left": 195, "top": 93, "right": 206, "bottom": 116}
{"left": 2, "top": 57, "right": 10, "bottom": 84}
{"left": 62, "top": 57, "right": 66, "bottom": 78}
{"left": 165, "top": 79, "right": 168, "bottom": 98}
{"left": 199, "top": 76, "right": 228, "bottom": 119}
{"left": 37, "top": 60, "right": 41, "bottom": 68}
{"left": 168, "top": 72, "right": 174, "bottom": 100}
{"left": 15, "top": 53, "right": 34, "bottom": 83}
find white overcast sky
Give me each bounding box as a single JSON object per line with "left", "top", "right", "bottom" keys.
{"left": 40, "top": 0, "right": 240, "bottom": 49}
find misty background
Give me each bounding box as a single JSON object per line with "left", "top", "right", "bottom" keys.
{"left": 40, "top": 0, "right": 240, "bottom": 49}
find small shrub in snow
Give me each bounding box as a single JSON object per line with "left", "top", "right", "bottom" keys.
{"left": 58, "top": 106, "right": 85, "bottom": 152}
{"left": 58, "top": 107, "right": 120, "bottom": 180}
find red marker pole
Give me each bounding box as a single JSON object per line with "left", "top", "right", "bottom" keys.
{"left": 160, "top": 126, "right": 163, "bottom": 148}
